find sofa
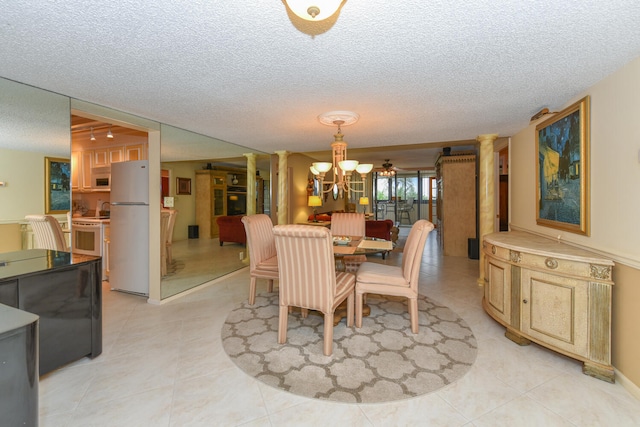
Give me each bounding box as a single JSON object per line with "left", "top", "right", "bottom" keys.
{"left": 365, "top": 219, "right": 395, "bottom": 241}
{"left": 216, "top": 215, "right": 246, "bottom": 246}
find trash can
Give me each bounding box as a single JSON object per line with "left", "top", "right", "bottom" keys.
{"left": 188, "top": 225, "right": 199, "bottom": 239}
{"left": 468, "top": 238, "right": 479, "bottom": 260}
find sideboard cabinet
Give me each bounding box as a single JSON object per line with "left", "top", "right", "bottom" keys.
{"left": 482, "top": 231, "right": 614, "bottom": 382}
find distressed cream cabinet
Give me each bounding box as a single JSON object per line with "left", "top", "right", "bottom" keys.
{"left": 482, "top": 231, "right": 614, "bottom": 382}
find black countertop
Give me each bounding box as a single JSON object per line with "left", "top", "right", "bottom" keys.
{"left": 0, "top": 249, "right": 100, "bottom": 281}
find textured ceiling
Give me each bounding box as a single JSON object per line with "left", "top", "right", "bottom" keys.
{"left": 1, "top": 1, "right": 639, "bottom": 168}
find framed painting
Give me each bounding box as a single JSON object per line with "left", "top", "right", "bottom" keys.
{"left": 45, "top": 157, "right": 71, "bottom": 214}
{"left": 535, "top": 96, "right": 590, "bottom": 235}
{"left": 176, "top": 177, "right": 191, "bottom": 195}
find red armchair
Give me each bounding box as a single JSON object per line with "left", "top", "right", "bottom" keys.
{"left": 365, "top": 219, "right": 394, "bottom": 240}
{"left": 216, "top": 215, "right": 246, "bottom": 246}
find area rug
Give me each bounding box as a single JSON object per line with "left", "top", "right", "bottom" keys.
{"left": 221, "top": 293, "right": 477, "bottom": 403}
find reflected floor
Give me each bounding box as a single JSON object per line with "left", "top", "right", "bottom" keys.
{"left": 161, "top": 237, "right": 246, "bottom": 299}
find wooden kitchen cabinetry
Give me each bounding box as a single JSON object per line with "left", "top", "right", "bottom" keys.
{"left": 435, "top": 151, "right": 476, "bottom": 256}
{"left": 71, "top": 150, "right": 94, "bottom": 190}
{"left": 483, "top": 231, "right": 615, "bottom": 382}
{"left": 195, "top": 170, "right": 227, "bottom": 238}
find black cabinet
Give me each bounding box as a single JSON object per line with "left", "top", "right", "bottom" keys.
{"left": 0, "top": 249, "right": 102, "bottom": 375}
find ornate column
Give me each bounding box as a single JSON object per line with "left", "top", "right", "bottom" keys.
{"left": 275, "top": 150, "right": 289, "bottom": 225}
{"left": 243, "top": 153, "right": 257, "bottom": 215}
{"left": 477, "top": 133, "right": 499, "bottom": 286}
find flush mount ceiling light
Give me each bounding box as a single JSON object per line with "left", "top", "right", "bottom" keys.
{"left": 284, "top": 0, "right": 344, "bottom": 21}
{"left": 309, "top": 111, "right": 373, "bottom": 199}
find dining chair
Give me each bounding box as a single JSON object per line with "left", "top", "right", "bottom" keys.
{"left": 398, "top": 197, "right": 414, "bottom": 224}
{"left": 273, "top": 224, "right": 355, "bottom": 356}
{"left": 330, "top": 212, "right": 365, "bottom": 237}
{"left": 331, "top": 212, "right": 366, "bottom": 273}
{"left": 355, "top": 219, "right": 434, "bottom": 333}
{"left": 25, "top": 214, "right": 69, "bottom": 251}
{"left": 241, "top": 214, "right": 279, "bottom": 305}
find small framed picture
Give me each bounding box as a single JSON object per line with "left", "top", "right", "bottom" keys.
{"left": 176, "top": 177, "right": 191, "bottom": 195}
{"left": 45, "top": 157, "right": 71, "bottom": 214}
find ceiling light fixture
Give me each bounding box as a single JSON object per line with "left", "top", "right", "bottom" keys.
{"left": 309, "top": 111, "right": 373, "bottom": 199}
{"left": 284, "top": 0, "right": 344, "bottom": 21}
{"left": 107, "top": 125, "right": 114, "bottom": 139}
{"left": 90, "top": 127, "right": 96, "bottom": 141}
{"left": 379, "top": 159, "right": 396, "bottom": 177}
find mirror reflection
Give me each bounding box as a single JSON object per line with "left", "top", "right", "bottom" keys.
{"left": 1, "top": 76, "right": 270, "bottom": 301}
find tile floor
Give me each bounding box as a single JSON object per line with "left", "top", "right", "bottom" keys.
{"left": 39, "top": 229, "right": 640, "bottom": 426}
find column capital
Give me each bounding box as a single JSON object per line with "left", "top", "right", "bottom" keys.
{"left": 274, "top": 150, "right": 290, "bottom": 158}
{"left": 243, "top": 152, "right": 257, "bottom": 159}
{"left": 476, "top": 133, "right": 499, "bottom": 144}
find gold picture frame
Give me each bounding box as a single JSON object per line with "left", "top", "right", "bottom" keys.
{"left": 176, "top": 177, "right": 191, "bottom": 195}
{"left": 535, "top": 96, "right": 590, "bottom": 235}
{"left": 45, "top": 157, "right": 71, "bottom": 214}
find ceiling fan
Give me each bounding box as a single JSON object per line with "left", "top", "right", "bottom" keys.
{"left": 378, "top": 159, "right": 398, "bottom": 177}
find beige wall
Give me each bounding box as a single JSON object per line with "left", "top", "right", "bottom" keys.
{"left": 510, "top": 56, "right": 640, "bottom": 388}
{"left": 160, "top": 161, "right": 199, "bottom": 241}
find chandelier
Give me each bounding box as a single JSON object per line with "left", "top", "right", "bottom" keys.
{"left": 379, "top": 159, "right": 396, "bottom": 177}
{"left": 310, "top": 111, "right": 373, "bottom": 198}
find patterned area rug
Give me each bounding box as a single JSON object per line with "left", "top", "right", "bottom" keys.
{"left": 221, "top": 293, "right": 477, "bottom": 403}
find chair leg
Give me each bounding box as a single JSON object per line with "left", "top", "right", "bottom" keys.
{"left": 323, "top": 313, "right": 334, "bottom": 356}
{"left": 278, "top": 304, "right": 289, "bottom": 344}
{"left": 248, "top": 277, "right": 257, "bottom": 305}
{"left": 355, "top": 290, "right": 363, "bottom": 328}
{"left": 346, "top": 292, "right": 354, "bottom": 327}
{"left": 409, "top": 297, "right": 419, "bottom": 333}
{"left": 267, "top": 279, "right": 274, "bottom": 293}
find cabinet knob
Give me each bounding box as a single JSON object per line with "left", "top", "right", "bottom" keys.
{"left": 523, "top": 299, "right": 528, "bottom": 304}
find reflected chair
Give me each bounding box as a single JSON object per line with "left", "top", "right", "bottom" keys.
{"left": 163, "top": 209, "right": 178, "bottom": 265}
{"left": 25, "top": 214, "right": 69, "bottom": 251}
{"left": 273, "top": 224, "right": 355, "bottom": 356}
{"left": 241, "top": 214, "right": 278, "bottom": 305}
{"left": 331, "top": 212, "right": 366, "bottom": 273}
{"left": 160, "top": 210, "right": 171, "bottom": 277}
{"left": 355, "top": 219, "right": 434, "bottom": 333}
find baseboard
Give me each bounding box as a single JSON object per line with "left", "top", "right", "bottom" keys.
{"left": 615, "top": 368, "right": 640, "bottom": 401}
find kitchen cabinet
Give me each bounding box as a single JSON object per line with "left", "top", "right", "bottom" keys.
{"left": 93, "top": 146, "right": 124, "bottom": 166}
{"left": 125, "top": 144, "right": 145, "bottom": 161}
{"left": 71, "top": 150, "right": 94, "bottom": 190}
{"left": 435, "top": 151, "right": 476, "bottom": 256}
{"left": 195, "top": 170, "right": 227, "bottom": 238}
{"left": 482, "top": 231, "right": 614, "bottom": 382}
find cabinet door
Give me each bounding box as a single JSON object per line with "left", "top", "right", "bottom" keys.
{"left": 108, "top": 146, "right": 124, "bottom": 164}
{"left": 81, "top": 151, "right": 93, "bottom": 189}
{"left": 485, "top": 256, "right": 512, "bottom": 325}
{"left": 520, "top": 269, "right": 588, "bottom": 357}
{"left": 93, "top": 148, "right": 108, "bottom": 167}
{"left": 125, "top": 144, "right": 145, "bottom": 161}
{"left": 71, "top": 151, "right": 81, "bottom": 190}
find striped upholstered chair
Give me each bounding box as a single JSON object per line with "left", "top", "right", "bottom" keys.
{"left": 273, "top": 225, "right": 355, "bottom": 356}
{"left": 25, "top": 214, "right": 68, "bottom": 251}
{"left": 355, "top": 219, "right": 434, "bottom": 333}
{"left": 331, "top": 212, "right": 367, "bottom": 273}
{"left": 241, "top": 214, "right": 278, "bottom": 305}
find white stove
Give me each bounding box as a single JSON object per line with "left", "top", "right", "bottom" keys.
{"left": 71, "top": 217, "right": 110, "bottom": 280}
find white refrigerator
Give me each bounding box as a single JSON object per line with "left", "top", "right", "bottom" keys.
{"left": 110, "top": 160, "right": 149, "bottom": 295}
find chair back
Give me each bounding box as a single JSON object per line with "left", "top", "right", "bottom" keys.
{"left": 273, "top": 225, "right": 336, "bottom": 312}
{"left": 25, "top": 214, "right": 68, "bottom": 251}
{"left": 331, "top": 213, "right": 365, "bottom": 237}
{"left": 242, "top": 214, "right": 276, "bottom": 272}
{"left": 401, "top": 219, "right": 435, "bottom": 290}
